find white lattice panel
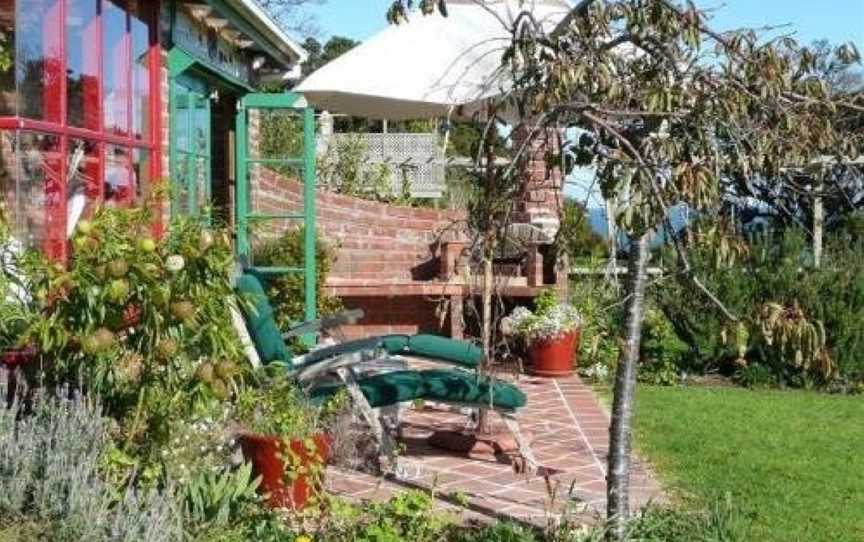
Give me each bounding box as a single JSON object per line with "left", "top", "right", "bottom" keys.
{"left": 323, "top": 133, "right": 445, "bottom": 198}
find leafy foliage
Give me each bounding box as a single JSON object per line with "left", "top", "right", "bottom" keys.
{"left": 556, "top": 199, "right": 607, "bottom": 263}
{"left": 318, "top": 135, "right": 396, "bottom": 201}
{"left": 0, "top": 379, "right": 182, "bottom": 541}
{"left": 301, "top": 36, "right": 360, "bottom": 78}
{"left": 654, "top": 224, "right": 864, "bottom": 386}
{"left": 252, "top": 227, "right": 344, "bottom": 329}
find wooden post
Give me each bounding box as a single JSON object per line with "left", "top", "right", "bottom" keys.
{"left": 813, "top": 178, "right": 824, "bottom": 269}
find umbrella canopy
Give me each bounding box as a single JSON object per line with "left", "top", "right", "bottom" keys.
{"left": 296, "top": 0, "right": 572, "bottom": 120}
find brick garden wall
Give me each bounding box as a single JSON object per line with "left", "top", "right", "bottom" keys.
{"left": 255, "top": 168, "right": 468, "bottom": 338}
{"left": 255, "top": 169, "right": 466, "bottom": 284}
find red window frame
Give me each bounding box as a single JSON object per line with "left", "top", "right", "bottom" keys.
{"left": 0, "top": 0, "right": 162, "bottom": 261}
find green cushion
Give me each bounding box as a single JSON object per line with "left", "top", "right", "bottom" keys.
{"left": 309, "top": 370, "right": 426, "bottom": 408}
{"left": 236, "top": 274, "right": 291, "bottom": 364}
{"left": 420, "top": 369, "right": 526, "bottom": 411}
{"left": 381, "top": 334, "right": 483, "bottom": 368}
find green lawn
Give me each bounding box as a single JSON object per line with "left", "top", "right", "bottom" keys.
{"left": 634, "top": 386, "right": 864, "bottom": 542}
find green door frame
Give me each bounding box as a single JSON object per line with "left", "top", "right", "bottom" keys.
{"left": 236, "top": 93, "right": 318, "bottom": 327}
{"left": 168, "top": 47, "right": 318, "bottom": 331}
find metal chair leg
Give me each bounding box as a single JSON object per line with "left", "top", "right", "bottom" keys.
{"left": 503, "top": 414, "right": 539, "bottom": 474}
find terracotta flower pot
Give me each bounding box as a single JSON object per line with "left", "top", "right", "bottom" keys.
{"left": 237, "top": 432, "right": 331, "bottom": 510}
{"left": 528, "top": 329, "right": 580, "bottom": 377}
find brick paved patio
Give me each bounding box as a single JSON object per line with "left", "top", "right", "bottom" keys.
{"left": 325, "top": 373, "right": 662, "bottom": 525}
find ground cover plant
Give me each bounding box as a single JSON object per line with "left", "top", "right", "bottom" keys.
{"left": 634, "top": 385, "right": 864, "bottom": 542}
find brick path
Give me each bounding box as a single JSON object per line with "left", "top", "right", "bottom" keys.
{"left": 326, "top": 374, "right": 662, "bottom": 525}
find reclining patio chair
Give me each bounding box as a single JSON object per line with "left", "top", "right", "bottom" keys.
{"left": 232, "top": 272, "right": 538, "bottom": 472}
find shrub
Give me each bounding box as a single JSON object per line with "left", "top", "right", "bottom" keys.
{"left": 252, "top": 227, "right": 344, "bottom": 330}
{"left": 0, "top": 377, "right": 182, "bottom": 542}
{"left": 654, "top": 224, "right": 864, "bottom": 387}
{"left": 570, "top": 279, "right": 622, "bottom": 382}
{"left": 318, "top": 135, "right": 394, "bottom": 201}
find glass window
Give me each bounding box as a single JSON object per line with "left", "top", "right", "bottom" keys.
{"left": 129, "top": 0, "right": 151, "bottom": 141}
{"left": 17, "top": 0, "right": 63, "bottom": 122}
{"left": 5, "top": 132, "right": 64, "bottom": 255}
{"left": 103, "top": 0, "right": 129, "bottom": 135}
{"left": 131, "top": 147, "right": 149, "bottom": 202}
{"left": 67, "top": 139, "right": 100, "bottom": 232}
{"left": 66, "top": 0, "right": 100, "bottom": 130}
{"left": 105, "top": 144, "right": 132, "bottom": 205}
{"left": 0, "top": 1, "right": 15, "bottom": 116}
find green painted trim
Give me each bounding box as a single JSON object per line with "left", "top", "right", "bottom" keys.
{"left": 235, "top": 105, "right": 249, "bottom": 260}
{"left": 234, "top": 93, "right": 317, "bottom": 343}
{"left": 242, "top": 93, "right": 302, "bottom": 109}
{"left": 303, "top": 105, "right": 317, "bottom": 334}
{"left": 247, "top": 213, "right": 305, "bottom": 221}
{"left": 248, "top": 266, "right": 306, "bottom": 275}
{"left": 168, "top": 46, "right": 254, "bottom": 92}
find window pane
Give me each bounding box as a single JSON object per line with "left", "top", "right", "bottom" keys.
{"left": 103, "top": 0, "right": 129, "bottom": 135}
{"left": 66, "top": 0, "right": 100, "bottom": 130}
{"left": 129, "top": 0, "right": 151, "bottom": 141}
{"left": 67, "top": 139, "right": 100, "bottom": 233}
{"left": 131, "top": 147, "right": 150, "bottom": 202}
{"left": 17, "top": 0, "right": 63, "bottom": 122}
{"left": 4, "top": 132, "right": 64, "bottom": 256}
{"left": 0, "top": 1, "right": 15, "bottom": 116}
{"left": 105, "top": 144, "right": 132, "bottom": 205}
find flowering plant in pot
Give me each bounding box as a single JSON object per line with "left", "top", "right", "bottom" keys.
{"left": 503, "top": 289, "right": 582, "bottom": 377}
{"left": 233, "top": 369, "right": 344, "bottom": 511}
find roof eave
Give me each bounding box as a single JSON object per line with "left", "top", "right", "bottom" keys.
{"left": 222, "top": 0, "right": 309, "bottom": 66}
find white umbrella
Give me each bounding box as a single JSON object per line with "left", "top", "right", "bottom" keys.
{"left": 296, "top": 0, "right": 572, "bottom": 120}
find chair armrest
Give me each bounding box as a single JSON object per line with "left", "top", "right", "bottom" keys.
{"left": 282, "top": 309, "right": 365, "bottom": 340}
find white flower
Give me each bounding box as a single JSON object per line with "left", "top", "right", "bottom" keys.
{"left": 165, "top": 255, "right": 185, "bottom": 273}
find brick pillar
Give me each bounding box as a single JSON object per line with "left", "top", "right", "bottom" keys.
{"left": 511, "top": 124, "right": 563, "bottom": 241}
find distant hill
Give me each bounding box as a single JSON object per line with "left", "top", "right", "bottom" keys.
{"left": 582, "top": 204, "right": 690, "bottom": 249}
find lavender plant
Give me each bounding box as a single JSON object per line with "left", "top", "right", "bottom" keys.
{"left": 0, "top": 374, "right": 183, "bottom": 541}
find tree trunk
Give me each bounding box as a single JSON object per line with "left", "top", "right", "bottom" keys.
{"left": 606, "top": 232, "right": 651, "bottom": 540}
{"left": 477, "top": 248, "right": 495, "bottom": 435}
{"left": 813, "top": 179, "right": 824, "bottom": 269}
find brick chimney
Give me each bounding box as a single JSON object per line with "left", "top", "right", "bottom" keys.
{"left": 510, "top": 124, "right": 563, "bottom": 242}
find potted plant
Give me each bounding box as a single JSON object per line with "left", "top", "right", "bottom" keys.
{"left": 233, "top": 370, "right": 337, "bottom": 510}
{"left": 503, "top": 289, "right": 582, "bottom": 377}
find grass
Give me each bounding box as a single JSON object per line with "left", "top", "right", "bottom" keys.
{"left": 634, "top": 385, "right": 864, "bottom": 542}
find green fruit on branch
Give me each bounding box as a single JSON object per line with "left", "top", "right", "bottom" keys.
{"left": 170, "top": 300, "right": 195, "bottom": 321}
{"left": 156, "top": 338, "right": 179, "bottom": 359}
{"left": 119, "top": 352, "right": 143, "bottom": 383}
{"left": 139, "top": 262, "right": 160, "bottom": 278}
{"left": 195, "top": 362, "right": 215, "bottom": 384}
{"left": 152, "top": 287, "right": 170, "bottom": 307}
{"left": 214, "top": 360, "right": 239, "bottom": 380}
{"left": 82, "top": 327, "right": 116, "bottom": 354}
{"left": 77, "top": 220, "right": 93, "bottom": 235}
{"left": 138, "top": 237, "right": 157, "bottom": 253}
{"left": 73, "top": 235, "right": 89, "bottom": 252}
{"left": 210, "top": 378, "right": 230, "bottom": 400}
{"left": 108, "top": 279, "right": 131, "bottom": 304}
{"left": 94, "top": 265, "right": 107, "bottom": 280}
{"left": 108, "top": 259, "right": 130, "bottom": 278}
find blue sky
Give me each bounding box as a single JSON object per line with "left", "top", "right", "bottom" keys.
{"left": 307, "top": 1, "right": 864, "bottom": 48}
